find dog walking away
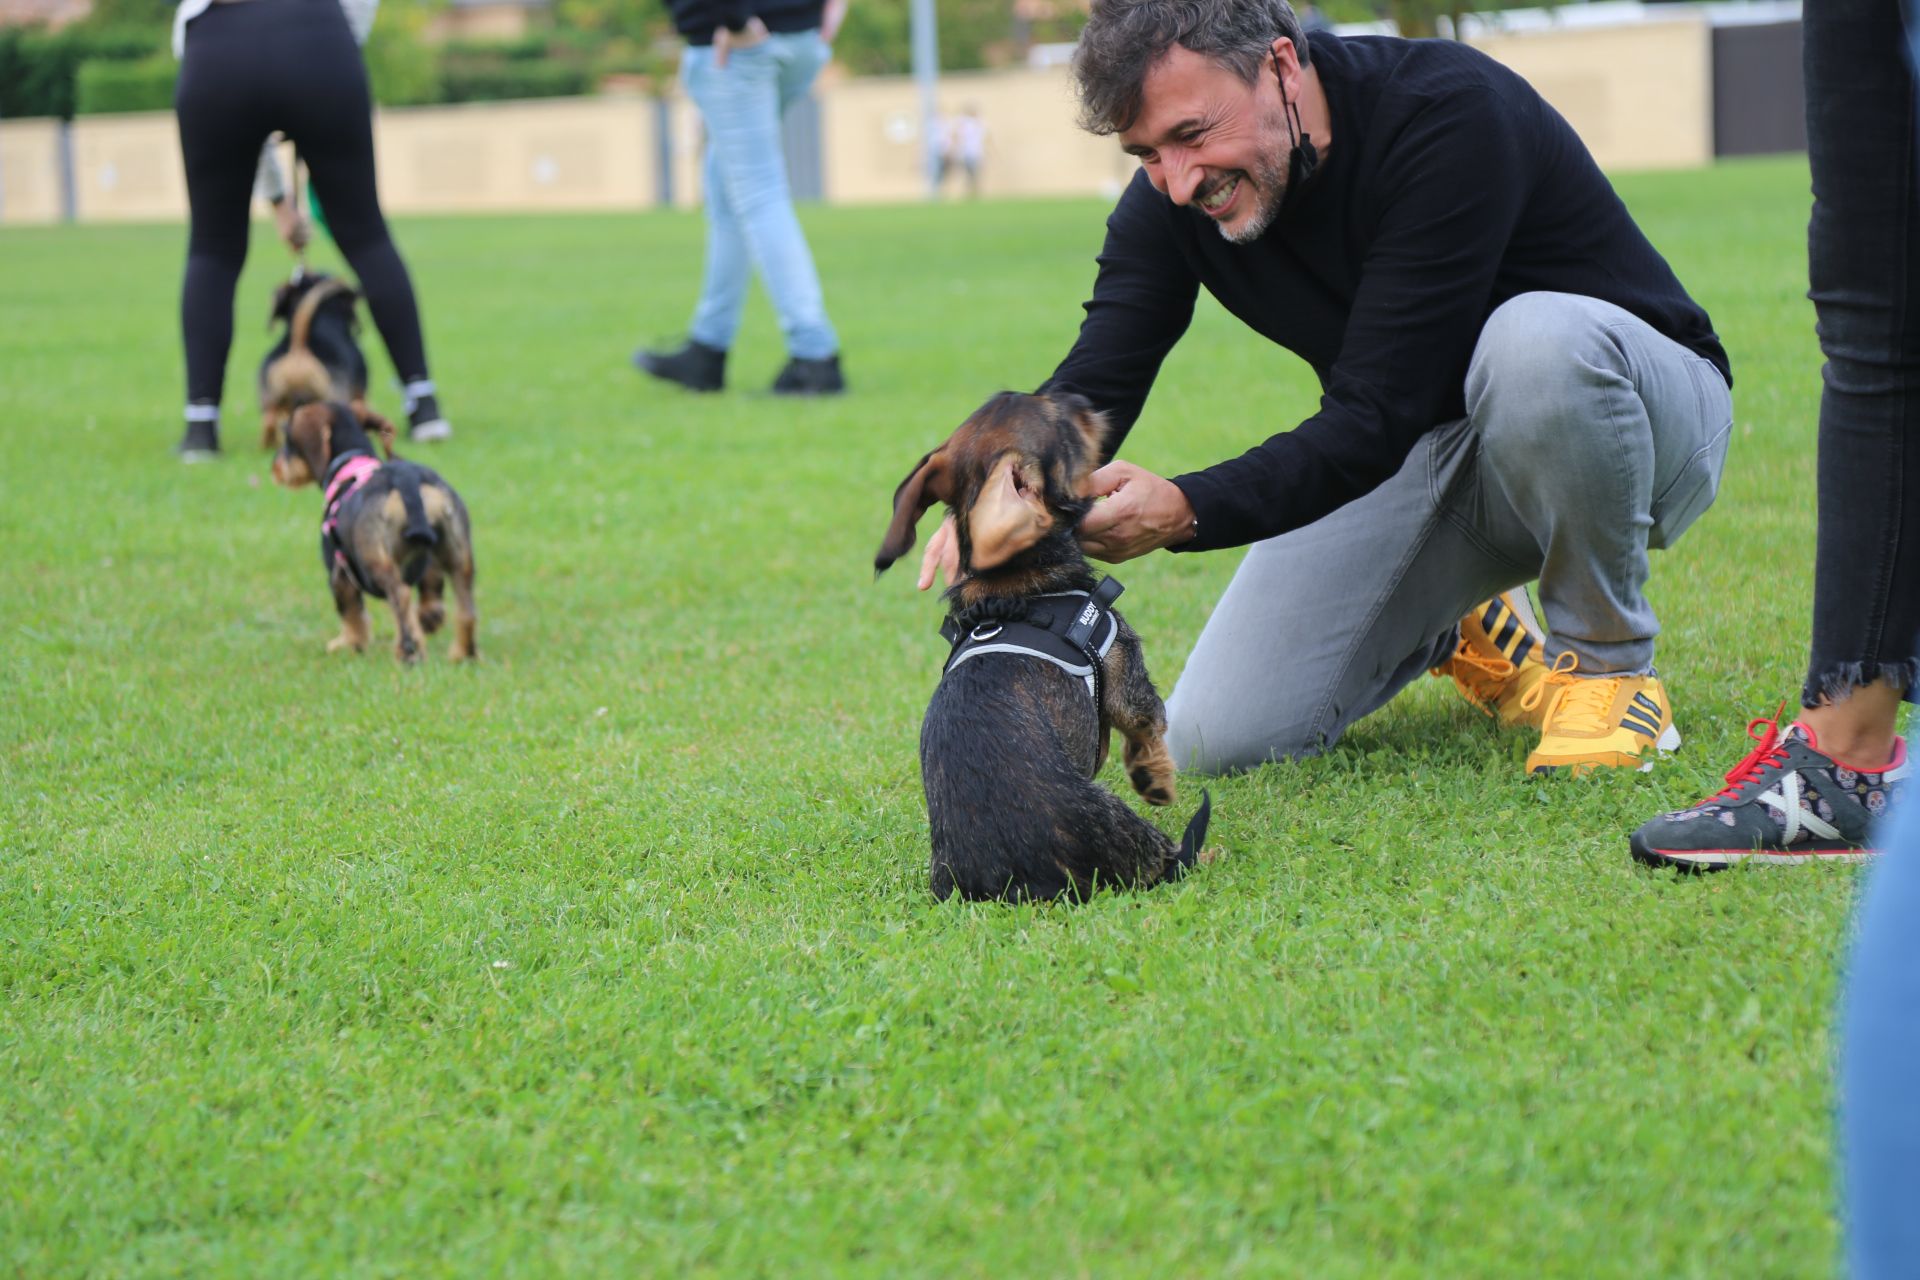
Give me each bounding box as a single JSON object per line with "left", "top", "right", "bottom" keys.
{"left": 272, "top": 401, "right": 476, "bottom": 664}
{"left": 874, "top": 390, "right": 1211, "bottom": 902}
{"left": 258, "top": 271, "right": 368, "bottom": 449}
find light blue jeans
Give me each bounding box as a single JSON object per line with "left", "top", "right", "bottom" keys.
{"left": 1843, "top": 789, "right": 1920, "bottom": 1280}
{"left": 681, "top": 31, "right": 839, "bottom": 360}
{"left": 1166, "top": 292, "right": 1734, "bottom": 773}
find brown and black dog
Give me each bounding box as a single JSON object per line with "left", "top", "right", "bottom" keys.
{"left": 258, "top": 272, "right": 368, "bottom": 449}
{"left": 875, "top": 389, "right": 1210, "bottom": 902}
{"left": 272, "top": 400, "right": 476, "bottom": 664}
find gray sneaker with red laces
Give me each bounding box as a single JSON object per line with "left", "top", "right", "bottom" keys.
{"left": 1630, "top": 717, "right": 1909, "bottom": 871}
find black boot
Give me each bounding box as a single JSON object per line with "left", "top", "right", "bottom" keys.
{"left": 176, "top": 413, "right": 220, "bottom": 463}
{"left": 407, "top": 390, "right": 453, "bottom": 442}
{"left": 770, "top": 354, "right": 845, "bottom": 396}
{"left": 633, "top": 339, "right": 726, "bottom": 392}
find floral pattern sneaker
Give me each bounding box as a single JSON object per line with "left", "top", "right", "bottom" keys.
{"left": 1629, "top": 716, "right": 1909, "bottom": 871}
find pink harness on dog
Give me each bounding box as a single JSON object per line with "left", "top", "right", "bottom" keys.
{"left": 321, "top": 452, "right": 382, "bottom": 577}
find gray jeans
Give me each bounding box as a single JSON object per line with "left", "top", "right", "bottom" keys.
{"left": 1165, "top": 292, "right": 1734, "bottom": 774}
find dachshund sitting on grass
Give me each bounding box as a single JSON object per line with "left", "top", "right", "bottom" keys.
{"left": 875, "top": 390, "right": 1210, "bottom": 902}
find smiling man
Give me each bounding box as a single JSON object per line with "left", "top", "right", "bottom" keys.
{"left": 923, "top": 0, "right": 1736, "bottom": 776}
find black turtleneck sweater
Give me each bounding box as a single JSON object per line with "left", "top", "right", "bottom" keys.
{"left": 663, "top": 0, "right": 824, "bottom": 44}
{"left": 1041, "top": 31, "right": 1731, "bottom": 553}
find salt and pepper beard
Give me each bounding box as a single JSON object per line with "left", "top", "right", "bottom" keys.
{"left": 1208, "top": 98, "right": 1293, "bottom": 244}
{"left": 1206, "top": 53, "right": 1321, "bottom": 245}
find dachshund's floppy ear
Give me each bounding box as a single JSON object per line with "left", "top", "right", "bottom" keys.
{"left": 967, "top": 454, "right": 1052, "bottom": 571}
{"left": 268, "top": 282, "right": 295, "bottom": 331}
{"left": 274, "top": 402, "right": 334, "bottom": 489}
{"left": 875, "top": 448, "right": 951, "bottom": 574}
{"left": 1051, "top": 391, "right": 1112, "bottom": 487}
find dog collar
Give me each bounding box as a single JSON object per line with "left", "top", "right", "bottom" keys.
{"left": 940, "top": 576, "right": 1125, "bottom": 702}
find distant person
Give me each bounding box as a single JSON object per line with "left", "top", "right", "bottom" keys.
{"left": 1628, "top": 0, "right": 1913, "bottom": 871}
{"left": 170, "top": 0, "right": 451, "bottom": 461}
{"left": 948, "top": 104, "right": 986, "bottom": 198}
{"left": 633, "top": 0, "right": 849, "bottom": 396}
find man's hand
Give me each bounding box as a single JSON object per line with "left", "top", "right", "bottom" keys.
{"left": 916, "top": 515, "right": 960, "bottom": 591}
{"left": 821, "top": 0, "right": 847, "bottom": 42}
{"left": 712, "top": 15, "right": 769, "bottom": 67}
{"left": 1076, "top": 460, "right": 1197, "bottom": 562}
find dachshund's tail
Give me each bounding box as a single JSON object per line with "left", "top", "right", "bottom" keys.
{"left": 288, "top": 277, "right": 353, "bottom": 356}
{"left": 395, "top": 469, "right": 439, "bottom": 549}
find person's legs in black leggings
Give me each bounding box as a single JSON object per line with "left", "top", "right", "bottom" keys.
{"left": 280, "top": 11, "right": 446, "bottom": 436}
{"left": 173, "top": 11, "right": 273, "bottom": 455}
{"left": 171, "top": 0, "right": 447, "bottom": 452}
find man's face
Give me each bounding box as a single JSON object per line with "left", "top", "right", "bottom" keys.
{"left": 1120, "top": 43, "right": 1293, "bottom": 244}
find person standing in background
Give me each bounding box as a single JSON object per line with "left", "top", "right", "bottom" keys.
{"left": 633, "top": 0, "right": 849, "bottom": 396}
{"left": 171, "top": 0, "right": 452, "bottom": 462}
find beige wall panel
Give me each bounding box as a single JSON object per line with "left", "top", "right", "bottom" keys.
{"left": 371, "top": 97, "right": 659, "bottom": 213}
{"left": 820, "top": 66, "right": 1138, "bottom": 205}
{"left": 70, "top": 111, "right": 188, "bottom": 222}
{"left": 0, "top": 118, "right": 65, "bottom": 225}
{"left": 664, "top": 91, "right": 705, "bottom": 211}
{"left": 1467, "top": 16, "right": 1713, "bottom": 171}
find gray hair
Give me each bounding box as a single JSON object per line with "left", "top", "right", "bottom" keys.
{"left": 1072, "top": 0, "right": 1310, "bottom": 136}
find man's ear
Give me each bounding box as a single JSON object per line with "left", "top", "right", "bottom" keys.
{"left": 874, "top": 448, "right": 951, "bottom": 574}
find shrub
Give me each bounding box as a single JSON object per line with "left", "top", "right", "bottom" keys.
{"left": 75, "top": 53, "right": 177, "bottom": 114}
{"left": 0, "top": 26, "right": 162, "bottom": 119}
{"left": 437, "top": 59, "right": 591, "bottom": 103}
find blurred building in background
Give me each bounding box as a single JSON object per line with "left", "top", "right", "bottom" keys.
{"left": 0, "top": 1, "right": 1807, "bottom": 224}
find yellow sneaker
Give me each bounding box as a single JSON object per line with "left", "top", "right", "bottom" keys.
{"left": 1521, "top": 653, "right": 1681, "bottom": 775}
{"left": 1431, "top": 590, "right": 1553, "bottom": 727}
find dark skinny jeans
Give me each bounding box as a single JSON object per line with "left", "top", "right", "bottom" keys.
{"left": 174, "top": 0, "right": 429, "bottom": 406}
{"left": 1803, "top": 0, "right": 1920, "bottom": 708}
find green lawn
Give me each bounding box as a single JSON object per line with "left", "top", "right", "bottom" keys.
{"left": 0, "top": 157, "right": 1865, "bottom": 1277}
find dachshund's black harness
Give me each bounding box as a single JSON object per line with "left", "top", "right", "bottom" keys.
{"left": 939, "top": 576, "right": 1124, "bottom": 703}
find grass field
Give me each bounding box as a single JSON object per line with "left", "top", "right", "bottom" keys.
{"left": 0, "top": 155, "right": 1870, "bottom": 1277}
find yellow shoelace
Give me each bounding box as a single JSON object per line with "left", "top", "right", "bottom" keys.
{"left": 1435, "top": 639, "right": 1517, "bottom": 700}
{"left": 1516, "top": 651, "right": 1624, "bottom": 734}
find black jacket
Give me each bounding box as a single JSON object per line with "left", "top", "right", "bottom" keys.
{"left": 1042, "top": 31, "right": 1731, "bottom": 552}
{"left": 663, "top": 0, "right": 824, "bottom": 44}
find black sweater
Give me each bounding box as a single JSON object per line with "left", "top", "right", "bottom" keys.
{"left": 1041, "top": 31, "right": 1731, "bottom": 553}
{"left": 663, "top": 0, "right": 824, "bottom": 44}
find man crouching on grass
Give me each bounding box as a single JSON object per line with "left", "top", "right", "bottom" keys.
{"left": 919, "top": 0, "right": 1734, "bottom": 775}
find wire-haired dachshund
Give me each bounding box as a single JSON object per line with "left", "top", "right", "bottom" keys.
{"left": 874, "top": 389, "right": 1210, "bottom": 902}
{"left": 272, "top": 401, "right": 476, "bottom": 664}
{"left": 258, "top": 270, "right": 368, "bottom": 449}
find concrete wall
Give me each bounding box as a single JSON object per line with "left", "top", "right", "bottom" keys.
{"left": 69, "top": 110, "right": 191, "bottom": 222}
{"left": 818, "top": 65, "right": 1139, "bottom": 205}
{"left": 0, "top": 118, "right": 65, "bottom": 224}
{"left": 1465, "top": 14, "right": 1716, "bottom": 171}
{"left": 371, "top": 94, "right": 662, "bottom": 213}
{"left": 0, "top": 14, "right": 1728, "bottom": 224}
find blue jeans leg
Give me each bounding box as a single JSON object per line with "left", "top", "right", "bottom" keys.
{"left": 682, "top": 33, "right": 838, "bottom": 360}
{"left": 1843, "top": 794, "right": 1920, "bottom": 1280}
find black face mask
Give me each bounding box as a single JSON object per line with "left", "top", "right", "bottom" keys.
{"left": 1275, "top": 50, "right": 1319, "bottom": 203}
